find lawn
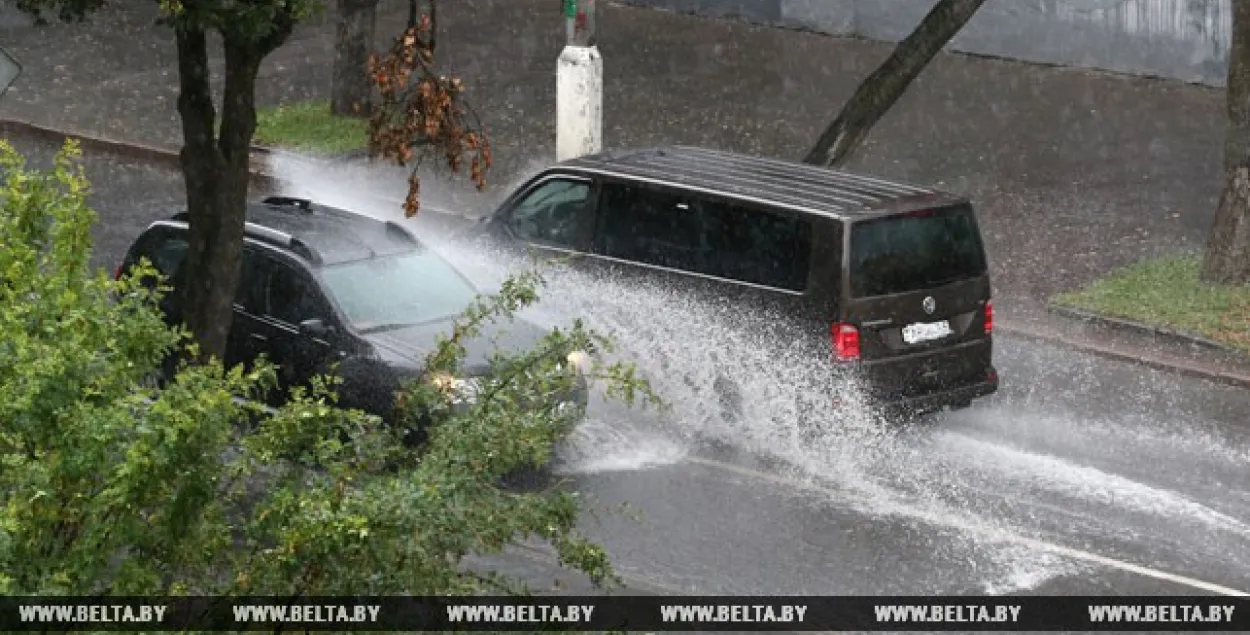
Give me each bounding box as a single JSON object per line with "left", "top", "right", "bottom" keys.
{"left": 1051, "top": 255, "right": 1250, "bottom": 354}
{"left": 253, "top": 100, "right": 368, "bottom": 155}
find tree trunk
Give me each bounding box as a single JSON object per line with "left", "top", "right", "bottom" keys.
{"left": 331, "top": 0, "right": 379, "bottom": 117}
{"left": 802, "top": 0, "right": 988, "bottom": 168}
{"left": 1200, "top": 0, "right": 1250, "bottom": 285}
{"left": 175, "top": 21, "right": 294, "bottom": 362}
{"left": 174, "top": 25, "right": 232, "bottom": 362}
{"left": 425, "top": 0, "right": 436, "bottom": 54}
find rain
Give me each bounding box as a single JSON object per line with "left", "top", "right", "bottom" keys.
{"left": 2, "top": 0, "right": 1249, "bottom": 629}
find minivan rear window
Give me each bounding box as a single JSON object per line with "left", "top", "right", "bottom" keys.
{"left": 849, "top": 205, "right": 987, "bottom": 298}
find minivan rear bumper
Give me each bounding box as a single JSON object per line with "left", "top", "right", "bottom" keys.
{"left": 877, "top": 369, "right": 998, "bottom": 417}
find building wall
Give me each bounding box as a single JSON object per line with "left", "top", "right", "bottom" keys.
{"left": 620, "top": 0, "right": 1232, "bottom": 86}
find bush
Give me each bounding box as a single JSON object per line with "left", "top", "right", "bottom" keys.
{"left": 0, "top": 140, "right": 658, "bottom": 604}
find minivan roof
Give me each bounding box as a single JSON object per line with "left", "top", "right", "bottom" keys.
{"left": 558, "top": 145, "right": 968, "bottom": 220}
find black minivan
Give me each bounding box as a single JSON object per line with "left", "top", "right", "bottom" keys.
{"left": 473, "top": 145, "right": 998, "bottom": 417}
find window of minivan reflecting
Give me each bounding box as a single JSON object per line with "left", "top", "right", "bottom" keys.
{"left": 849, "top": 205, "right": 987, "bottom": 298}
{"left": 596, "top": 183, "right": 703, "bottom": 271}
{"left": 596, "top": 184, "right": 813, "bottom": 290}
{"left": 318, "top": 249, "right": 480, "bottom": 331}
{"left": 699, "top": 200, "right": 812, "bottom": 291}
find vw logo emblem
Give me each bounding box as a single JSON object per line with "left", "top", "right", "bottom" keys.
{"left": 922, "top": 296, "right": 936, "bottom": 314}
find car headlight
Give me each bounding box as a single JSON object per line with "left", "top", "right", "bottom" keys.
{"left": 429, "top": 373, "right": 482, "bottom": 404}
{"left": 565, "top": 350, "right": 591, "bottom": 373}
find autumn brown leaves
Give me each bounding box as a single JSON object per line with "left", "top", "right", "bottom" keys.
{"left": 367, "top": 14, "right": 491, "bottom": 218}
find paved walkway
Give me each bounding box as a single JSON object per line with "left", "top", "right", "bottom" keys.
{"left": 0, "top": 0, "right": 1241, "bottom": 371}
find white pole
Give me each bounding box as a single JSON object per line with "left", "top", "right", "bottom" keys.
{"left": 557, "top": 0, "right": 602, "bottom": 161}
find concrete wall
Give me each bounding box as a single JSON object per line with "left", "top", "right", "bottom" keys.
{"left": 620, "top": 0, "right": 1232, "bottom": 86}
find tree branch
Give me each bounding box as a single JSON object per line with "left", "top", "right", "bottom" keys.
{"left": 803, "top": 0, "right": 987, "bottom": 168}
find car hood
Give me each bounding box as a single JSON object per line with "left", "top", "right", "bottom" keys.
{"left": 361, "top": 316, "right": 551, "bottom": 375}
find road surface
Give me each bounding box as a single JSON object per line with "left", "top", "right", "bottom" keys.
{"left": 17, "top": 132, "right": 1247, "bottom": 598}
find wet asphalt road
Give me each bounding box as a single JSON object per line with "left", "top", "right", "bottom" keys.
{"left": 13, "top": 132, "right": 1248, "bottom": 599}
{"left": 555, "top": 337, "right": 1250, "bottom": 597}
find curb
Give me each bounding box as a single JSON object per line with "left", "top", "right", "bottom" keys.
{"left": 252, "top": 143, "right": 371, "bottom": 162}
{"left": 0, "top": 117, "right": 287, "bottom": 193}
{"left": 0, "top": 117, "right": 463, "bottom": 219}
{"left": 250, "top": 142, "right": 366, "bottom": 164}
{"left": 1, "top": 118, "right": 184, "bottom": 171}
{"left": 1046, "top": 302, "right": 1240, "bottom": 356}
{"left": 996, "top": 319, "right": 1250, "bottom": 391}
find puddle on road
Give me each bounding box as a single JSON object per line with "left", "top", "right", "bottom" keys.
{"left": 558, "top": 405, "right": 689, "bottom": 475}
{"left": 271, "top": 160, "right": 1250, "bottom": 594}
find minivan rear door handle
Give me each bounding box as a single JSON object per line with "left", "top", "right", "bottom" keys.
{"left": 250, "top": 333, "right": 268, "bottom": 342}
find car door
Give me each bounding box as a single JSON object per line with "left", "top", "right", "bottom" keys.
{"left": 226, "top": 245, "right": 273, "bottom": 375}
{"left": 586, "top": 179, "right": 711, "bottom": 295}
{"left": 491, "top": 173, "right": 597, "bottom": 258}
{"left": 259, "top": 256, "right": 341, "bottom": 400}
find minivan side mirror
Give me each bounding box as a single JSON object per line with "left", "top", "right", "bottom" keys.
{"left": 299, "top": 318, "right": 332, "bottom": 338}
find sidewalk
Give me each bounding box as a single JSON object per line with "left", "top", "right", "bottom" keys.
{"left": 1, "top": 0, "right": 1244, "bottom": 380}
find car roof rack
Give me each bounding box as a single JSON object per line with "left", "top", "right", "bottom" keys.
{"left": 245, "top": 222, "right": 322, "bottom": 264}
{"left": 384, "top": 220, "right": 419, "bottom": 245}
{"left": 262, "top": 196, "right": 313, "bottom": 212}
{"left": 165, "top": 211, "right": 321, "bottom": 264}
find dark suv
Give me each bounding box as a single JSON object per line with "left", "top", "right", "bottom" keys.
{"left": 117, "top": 196, "right": 588, "bottom": 425}
{"left": 472, "top": 146, "right": 998, "bottom": 417}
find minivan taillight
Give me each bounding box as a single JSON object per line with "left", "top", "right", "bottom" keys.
{"left": 984, "top": 300, "right": 993, "bottom": 335}
{"left": 113, "top": 263, "right": 124, "bottom": 280}
{"left": 832, "top": 323, "right": 860, "bottom": 361}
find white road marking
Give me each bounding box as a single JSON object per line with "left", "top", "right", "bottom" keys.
{"left": 684, "top": 455, "right": 1250, "bottom": 597}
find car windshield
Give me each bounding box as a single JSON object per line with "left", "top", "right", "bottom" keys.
{"left": 849, "top": 204, "right": 988, "bottom": 298}
{"left": 318, "top": 248, "right": 480, "bottom": 331}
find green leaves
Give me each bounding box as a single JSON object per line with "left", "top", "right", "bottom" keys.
{"left": 0, "top": 140, "right": 661, "bottom": 606}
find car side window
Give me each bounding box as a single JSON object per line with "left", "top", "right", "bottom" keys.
{"left": 148, "top": 237, "right": 189, "bottom": 279}
{"left": 265, "top": 261, "right": 328, "bottom": 326}
{"left": 507, "top": 178, "right": 592, "bottom": 248}
{"left": 234, "top": 248, "right": 268, "bottom": 314}
{"left": 594, "top": 183, "right": 704, "bottom": 272}
{"left": 126, "top": 231, "right": 188, "bottom": 288}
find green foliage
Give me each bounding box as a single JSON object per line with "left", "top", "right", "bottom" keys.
{"left": 255, "top": 100, "right": 369, "bottom": 155}
{"left": 1052, "top": 254, "right": 1250, "bottom": 354}
{"left": 0, "top": 141, "right": 660, "bottom": 607}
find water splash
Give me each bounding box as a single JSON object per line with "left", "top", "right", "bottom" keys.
{"left": 269, "top": 160, "right": 1250, "bottom": 593}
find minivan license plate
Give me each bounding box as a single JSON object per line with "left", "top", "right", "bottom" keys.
{"left": 902, "top": 320, "right": 952, "bottom": 344}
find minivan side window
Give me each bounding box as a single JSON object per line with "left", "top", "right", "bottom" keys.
{"left": 594, "top": 183, "right": 703, "bottom": 271}
{"left": 698, "top": 200, "right": 813, "bottom": 292}
{"left": 507, "top": 178, "right": 592, "bottom": 248}
{"left": 594, "top": 183, "right": 814, "bottom": 291}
